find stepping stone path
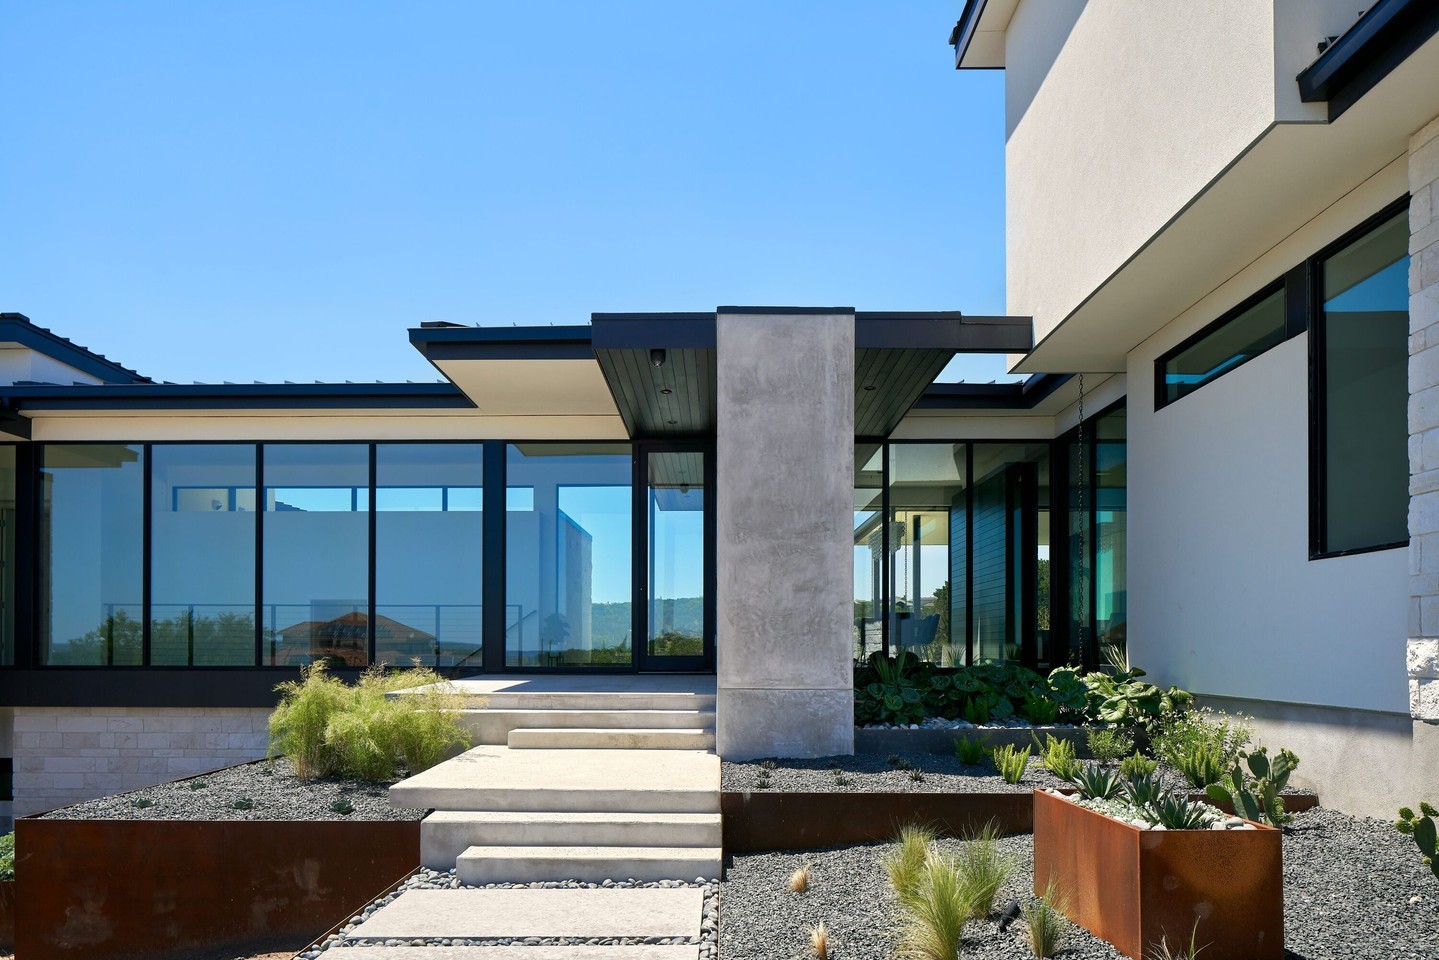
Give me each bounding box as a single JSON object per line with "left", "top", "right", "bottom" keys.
{"left": 307, "top": 678, "right": 720, "bottom": 957}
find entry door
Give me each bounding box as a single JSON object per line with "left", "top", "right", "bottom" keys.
{"left": 636, "top": 445, "right": 714, "bottom": 672}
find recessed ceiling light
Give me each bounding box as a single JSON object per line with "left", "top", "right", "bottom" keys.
{"left": 863, "top": 385, "right": 877, "bottom": 391}
{"left": 667, "top": 420, "right": 678, "bottom": 425}
{"left": 660, "top": 388, "right": 673, "bottom": 395}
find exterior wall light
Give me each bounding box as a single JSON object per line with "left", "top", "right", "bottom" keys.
{"left": 650, "top": 349, "right": 667, "bottom": 367}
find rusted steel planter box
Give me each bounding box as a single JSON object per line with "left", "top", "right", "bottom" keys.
{"left": 1033, "top": 790, "right": 1283, "bottom": 960}
{"left": 0, "top": 879, "right": 13, "bottom": 951}
{"left": 722, "top": 790, "right": 1034, "bottom": 852}
{"left": 15, "top": 818, "right": 419, "bottom": 960}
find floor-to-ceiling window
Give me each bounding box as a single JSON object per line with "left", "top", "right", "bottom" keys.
{"left": 1094, "top": 408, "right": 1127, "bottom": 658}
{"left": 0, "top": 446, "right": 15, "bottom": 666}
{"left": 38, "top": 444, "right": 145, "bottom": 665}
{"left": 853, "top": 444, "right": 884, "bottom": 661}
{"left": 261, "top": 444, "right": 370, "bottom": 667}
{"left": 886, "top": 443, "right": 967, "bottom": 665}
{"left": 646, "top": 451, "right": 705, "bottom": 661}
{"left": 150, "top": 444, "right": 256, "bottom": 666}
{"left": 375, "top": 443, "right": 484, "bottom": 669}
{"left": 506, "top": 444, "right": 633, "bottom": 668}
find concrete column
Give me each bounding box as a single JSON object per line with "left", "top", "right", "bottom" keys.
{"left": 715, "top": 308, "right": 855, "bottom": 759}
{"left": 1409, "top": 113, "right": 1439, "bottom": 723}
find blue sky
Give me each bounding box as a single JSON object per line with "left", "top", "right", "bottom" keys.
{"left": 1, "top": 2, "right": 1012, "bottom": 386}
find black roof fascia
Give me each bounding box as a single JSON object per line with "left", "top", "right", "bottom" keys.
{"left": 2, "top": 381, "right": 473, "bottom": 412}
{"left": 948, "top": 0, "right": 990, "bottom": 70}
{"left": 0, "top": 407, "right": 31, "bottom": 439}
{"left": 855, "top": 312, "right": 1032, "bottom": 353}
{"left": 591, "top": 313, "right": 716, "bottom": 350}
{"left": 913, "top": 373, "right": 1071, "bottom": 411}
{"left": 408, "top": 324, "right": 595, "bottom": 361}
{"left": 1297, "top": 0, "right": 1439, "bottom": 120}
{"left": 0, "top": 313, "right": 150, "bottom": 384}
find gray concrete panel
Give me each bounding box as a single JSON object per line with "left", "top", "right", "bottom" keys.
{"left": 715, "top": 310, "right": 855, "bottom": 759}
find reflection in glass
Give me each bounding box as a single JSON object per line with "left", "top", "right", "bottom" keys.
{"left": 1094, "top": 410, "right": 1127, "bottom": 661}
{"left": 40, "top": 444, "right": 145, "bottom": 665}
{"left": 150, "top": 444, "right": 257, "bottom": 665}
{"left": 886, "top": 444, "right": 967, "bottom": 665}
{"left": 970, "top": 443, "right": 1049, "bottom": 666}
{"left": 1322, "top": 210, "right": 1409, "bottom": 553}
{"left": 853, "top": 444, "right": 884, "bottom": 662}
{"left": 506, "top": 444, "right": 632, "bottom": 668}
{"left": 1159, "top": 288, "right": 1285, "bottom": 406}
{"left": 375, "top": 444, "right": 484, "bottom": 669}
{"left": 262, "top": 444, "right": 369, "bottom": 666}
{"left": 647, "top": 452, "right": 705, "bottom": 659}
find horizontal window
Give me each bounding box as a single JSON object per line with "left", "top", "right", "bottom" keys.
{"left": 1157, "top": 285, "right": 1286, "bottom": 408}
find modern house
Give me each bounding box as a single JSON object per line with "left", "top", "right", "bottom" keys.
{"left": 2, "top": 0, "right": 1437, "bottom": 823}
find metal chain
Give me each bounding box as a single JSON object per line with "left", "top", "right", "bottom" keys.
{"left": 1076, "top": 373, "right": 1088, "bottom": 665}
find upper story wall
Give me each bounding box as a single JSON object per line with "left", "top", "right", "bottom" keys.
{"left": 1003, "top": 0, "right": 1362, "bottom": 345}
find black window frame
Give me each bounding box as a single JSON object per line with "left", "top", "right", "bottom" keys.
{"left": 1153, "top": 279, "right": 1293, "bottom": 411}
{"left": 1308, "top": 195, "right": 1413, "bottom": 560}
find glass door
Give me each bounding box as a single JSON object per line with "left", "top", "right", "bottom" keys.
{"left": 637, "top": 446, "right": 712, "bottom": 672}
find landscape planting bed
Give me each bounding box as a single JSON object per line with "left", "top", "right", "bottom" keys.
{"left": 719, "top": 808, "right": 1439, "bottom": 960}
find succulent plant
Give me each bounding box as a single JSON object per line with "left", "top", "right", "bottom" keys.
{"left": 1122, "top": 771, "right": 1165, "bottom": 810}
{"left": 1205, "top": 747, "right": 1299, "bottom": 826}
{"left": 1149, "top": 792, "right": 1209, "bottom": 830}
{"left": 1396, "top": 801, "right": 1439, "bottom": 881}
{"left": 1068, "top": 762, "right": 1123, "bottom": 801}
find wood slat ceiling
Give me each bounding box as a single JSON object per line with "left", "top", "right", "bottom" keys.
{"left": 593, "top": 347, "right": 717, "bottom": 438}
{"left": 853, "top": 347, "right": 955, "bottom": 437}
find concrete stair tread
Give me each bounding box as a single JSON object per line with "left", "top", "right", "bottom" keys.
{"left": 348, "top": 887, "right": 704, "bottom": 939}
{"left": 507, "top": 727, "right": 715, "bottom": 750}
{"left": 456, "top": 845, "right": 722, "bottom": 883}
{"left": 421, "top": 810, "right": 722, "bottom": 868}
{"left": 459, "top": 844, "right": 722, "bottom": 860}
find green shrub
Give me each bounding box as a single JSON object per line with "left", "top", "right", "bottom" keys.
{"left": 953, "top": 736, "right": 989, "bottom": 766}
{"left": 1152, "top": 709, "right": 1251, "bottom": 788}
{"left": 1022, "top": 881, "right": 1070, "bottom": 959}
{"left": 1032, "top": 734, "right": 1079, "bottom": 781}
{"left": 269, "top": 660, "right": 470, "bottom": 781}
{"left": 955, "top": 820, "right": 1014, "bottom": 919}
{"left": 1118, "top": 751, "right": 1158, "bottom": 779}
{"left": 0, "top": 832, "right": 13, "bottom": 881}
{"left": 1084, "top": 727, "right": 1134, "bottom": 763}
{"left": 992, "top": 744, "right": 1031, "bottom": 785}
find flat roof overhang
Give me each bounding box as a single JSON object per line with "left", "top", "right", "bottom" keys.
{"left": 949, "top": 0, "right": 1017, "bottom": 70}
{"left": 412, "top": 309, "right": 1033, "bottom": 439}
{"left": 1015, "top": 28, "right": 1439, "bottom": 374}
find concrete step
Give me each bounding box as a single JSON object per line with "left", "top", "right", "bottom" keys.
{"left": 507, "top": 727, "right": 716, "bottom": 750}
{"left": 456, "top": 844, "right": 723, "bottom": 884}
{"left": 459, "top": 708, "right": 715, "bottom": 745}
{"left": 469, "top": 691, "right": 716, "bottom": 712}
{"left": 389, "top": 746, "right": 720, "bottom": 814}
{"left": 422, "top": 811, "right": 723, "bottom": 868}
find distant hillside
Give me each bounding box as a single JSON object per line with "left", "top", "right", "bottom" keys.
{"left": 589, "top": 598, "right": 703, "bottom": 646}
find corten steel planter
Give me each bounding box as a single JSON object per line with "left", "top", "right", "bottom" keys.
{"left": 15, "top": 818, "right": 419, "bottom": 960}
{"left": 1032, "top": 790, "right": 1283, "bottom": 960}
{"left": 722, "top": 790, "right": 1034, "bottom": 852}
{"left": 0, "top": 879, "right": 13, "bottom": 951}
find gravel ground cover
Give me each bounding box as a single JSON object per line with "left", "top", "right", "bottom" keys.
{"left": 303, "top": 869, "right": 718, "bottom": 959}
{"left": 39, "top": 757, "right": 422, "bottom": 822}
{"left": 721, "top": 807, "right": 1437, "bottom": 960}
{"left": 722, "top": 752, "right": 1314, "bottom": 797}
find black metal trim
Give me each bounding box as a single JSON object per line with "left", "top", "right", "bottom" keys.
{"left": 1296, "top": 0, "right": 1439, "bottom": 121}
{"left": 1153, "top": 279, "right": 1289, "bottom": 412}
{"left": 948, "top": 0, "right": 992, "bottom": 70}
{"left": 1309, "top": 196, "right": 1411, "bottom": 560}
{"left": 367, "top": 443, "right": 378, "bottom": 666}
{"left": 0, "top": 313, "right": 150, "bottom": 383}
{"left": 13, "top": 443, "right": 35, "bottom": 669}
{"left": 481, "top": 441, "right": 507, "bottom": 673}
{"left": 4, "top": 381, "right": 473, "bottom": 412}
{"left": 716, "top": 306, "right": 855, "bottom": 316}
{"left": 964, "top": 443, "right": 974, "bottom": 667}
{"left": 591, "top": 314, "right": 716, "bottom": 350}
{"left": 914, "top": 375, "right": 1071, "bottom": 411}
{"left": 855, "top": 313, "right": 1032, "bottom": 353}
{"left": 880, "top": 443, "right": 891, "bottom": 657}
{"left": 141, "top": 443, "right": 153, "bottom": 667}
{"left": 254, "top": 443, "right": 265, "bottom": 667}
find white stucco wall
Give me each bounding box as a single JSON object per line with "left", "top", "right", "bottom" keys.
{"left": 1003, "top": 0, "right": 1361, "bottom": 344}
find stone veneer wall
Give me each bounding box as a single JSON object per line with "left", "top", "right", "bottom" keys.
{"left": 1410, "top": 113, "right": 1439, "bottom": 725}
{"left": 12, "top": 707, "right": 271, "bottom": 817}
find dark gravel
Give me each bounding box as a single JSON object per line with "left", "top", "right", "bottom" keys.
{"left": 720, "top": 808, "right": 1438, "bottom": 960}
{"left": 722, "top": 752, "right": 1314, "bottom": 797}
{"left": 40, "top": 757, "right": 423, "bottom": 821}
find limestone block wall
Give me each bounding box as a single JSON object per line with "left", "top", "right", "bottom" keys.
{"left": 12, "top": 706, "right": 271, "bottom": 817}
{"left": 1410, "top": 113, "right": 1439, "bottom": 724}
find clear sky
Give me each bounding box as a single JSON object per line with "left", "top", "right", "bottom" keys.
{"left": 1, "top": 2, "right": 1013, "bottom": 386}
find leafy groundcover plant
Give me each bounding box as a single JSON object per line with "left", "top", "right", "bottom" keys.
{"left": 269, "top": 660, "right": 471, "bottom": 780}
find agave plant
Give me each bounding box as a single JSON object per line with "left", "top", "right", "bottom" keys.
{"left": 1122, "top": 771, "right": 1165, "bottom": 809}
{"left": 1149, "top": 792, "right": 1210, "bottom": 830}
{"left": 1068, "top": 762, "right": 1123, "bottom": 801}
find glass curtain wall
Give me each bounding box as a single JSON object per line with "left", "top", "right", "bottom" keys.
{"left": 886, "top": 443, "right": 967, "bottom": 665}
{"left": 646, "top": 451, "right": 705, "bottom": 659}
{"left": 0, "top": 447, "right": 14, "bottom": 665}
{"left": 150, "top": 444, "right": 256, "bottom": 665}
{"left": 853, "top": 444, "right": 884, "bottom": 661}
{"left": 1094, "top": 408, "right": 1128, "bottom": 658}
{"left": 261, "top": 444, "right": 370, "bottom": 667}
{"left": 970, "top": 443, "right": 1050, "bottom": 666}
{"left": 506, "top": 444, "right": 633, "bottom": 668}
{"left": 39, "top": 445, "right": 145, "bottom": 665}
{"left": 375, "top": 444, "right": 484, "bottom": 669}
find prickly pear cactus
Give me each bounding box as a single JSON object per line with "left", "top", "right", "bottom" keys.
{"left": 1396, "top": 802, "right": 1439, "bottom": 881}
{"left": 1204, "top": 746, "right": 1300, "bottom": 826}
